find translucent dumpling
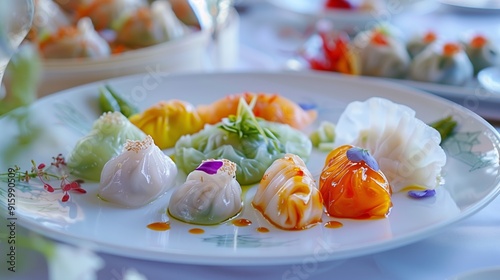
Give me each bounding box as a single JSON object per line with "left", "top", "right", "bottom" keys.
{"left": 463, "top": 34, "right": 500, "bottom": 75}
{"left": 76, "top": 0, "right": 147, "bottom": 30}
{"left": 352, "top": 25, "right": 410, "bottom": 78}
{"left": 67, "top": 111, "right": 146, "bottom": 181}
{"left": 333, "top": 97, "right": 446, "bottom": 191}
{"left": 98, "top": 135, "right": 177, "bottom": 208}
{"left": 320, "top": 145, "right": 392, "bottom": 219}
{"left": 39, "top": 17, "right": 111, "bottom": 59}
{"left": 176, "top": 98, "right": 312, "bottom": 185}
{"left": 408, "top": 42, "right": 473, "bottom": 86}
{"left": 252, "top": 154, "right": 323, "bottom": 230}
{"left": 168, "top": 159, "right": 242, "bottom": 225}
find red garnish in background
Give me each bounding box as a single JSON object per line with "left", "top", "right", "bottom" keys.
{"left": 325, "top": 0, "right": 354, "bottom": 9}
{"left": 423, "top": 31, "right": 437, "bottom": 43}
{"left": 371, "top": 31, "right": 389, "bottom": 46}
{"left": 470, "top": 35, "right": 488, "bottom": 48}
{"left": 443, "top": 43, "right": 461, "bottom": 56}
{"left": 304, "top": 30, "right": 356, "bottom": 74}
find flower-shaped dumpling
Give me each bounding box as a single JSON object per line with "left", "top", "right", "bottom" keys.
{"left": 408, "top": 42, "right": 473, "bottom": 86}
{"left": 252, "top": 154, "right": 323, "bottom": 230}
{"left": 333, "top": 97, "right": 446, "bottom": 191}
{"left": 98, "top": 135, "right": 178, "bottom": 208}
{"left": 168, "top": 159, "right": 242, "bottom": 225}
{"left": 320, "top": 145, "right": 392, "bottom": 219}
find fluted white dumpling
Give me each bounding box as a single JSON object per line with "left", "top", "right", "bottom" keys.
{"left": 168, "top": 159, "right": 242, "bottom": 225}
{"left": 333, "top": 97, "right": 446, "bottom": 191}
{"left": 98, "top": 135, "right": 177, "bottom": 208}
{"left": 252, "top": 154, "right": 323, "bottom": 230}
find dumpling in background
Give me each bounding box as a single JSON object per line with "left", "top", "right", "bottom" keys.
{"left": 76, "top": 0, "right": 147, "bottom": 30}
{"left": 352, "top": 25, "right": 410, "bottom": 78}
{"left": 463, "top": 34, "right": 500, "bottom": 75}
{"left": 54, "top": 0, "right": 91, "bottom": 13}
{"left": 406, "top": 30, "right": 438, "bottom": 58}
{"left": 408, "top": 42, "right": 473, "bottom": 86}
{"left": 29, "top": 0, "right": 71, "bottom": 41}
{"left": 320, "top": 145, "right": 392, "bottom": 219}
{"left": 38, "top": 17, "right": 111, "bottom": 59}
{"left": 333, "top": 97, "right": 446, "bottom": 192}
{"left": 67, "top": 111, "right": 146, "bottom": 181}
{"left": 114, "top": 0, "right": 187, "bottom": 48}
{"left": 98, "top": 135, "right": 178, "bottom": 208}
{"left": 129, "top": 100, "right": 204, "bottom": 149}
{"left": 168, "top": 159, "right": 242, "bottom": 225}
{"left": 252, "top": 154, "right": 323, "bottom": 230}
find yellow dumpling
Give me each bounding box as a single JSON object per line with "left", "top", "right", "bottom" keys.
{"left": 129, "top": 100, "right": 204, "bottom": 149}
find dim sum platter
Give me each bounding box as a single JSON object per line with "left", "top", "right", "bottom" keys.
{"left": 1, "top": 71, "right": 500, "bottom": 265}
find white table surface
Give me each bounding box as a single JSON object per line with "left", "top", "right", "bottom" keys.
{"left": 3, "top": 1, "right": 500, "bottom": 279}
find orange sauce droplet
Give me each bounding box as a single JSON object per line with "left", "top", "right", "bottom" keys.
{"left": 147, "top": 222, "right": 170, "bottom": 231}
{"left": 232, "top": 218, "right": 252, "bottom": 227}
{"left": 324, "top": 221, "right": 343, "bottom": 229}
{"left": 256, "top": 227, "right": 270, "bottom": 233}
{"left": 189, "top": 228, "right": 205, "bottom": 234}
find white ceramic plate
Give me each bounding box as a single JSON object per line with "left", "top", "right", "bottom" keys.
{"left": 1, "top": 72, "right": 500, "bottom": 265}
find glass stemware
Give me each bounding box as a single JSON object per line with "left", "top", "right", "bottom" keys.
{"left": 0, "top": 0, "right": 35, "bottom": 88}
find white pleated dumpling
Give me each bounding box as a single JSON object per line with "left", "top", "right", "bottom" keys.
{"left": 168, "top": 159, "right": 242, "bottom": 225}
{"left": 98, "top": 135, "right": 177, "bottom": 208}
{"left": 333, "top": 97, "right": 446, "bottom": 191}
{"left": 252, "top": 154, "right": 323, "bottom": 230}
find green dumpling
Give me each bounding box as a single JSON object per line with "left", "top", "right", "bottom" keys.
{"left": 67, "top": 111, "right": 146, "bottom": 181}
{"left": 174, "top": 98, "right": 312, "bottom": 185}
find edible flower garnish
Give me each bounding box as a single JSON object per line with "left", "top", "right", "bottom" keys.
{"left": 346, "top": 147, "right": 379, "bottom": 171}
{"left": 408, "top": 189, "right": 436, "bottom": 198}
{"left": 1, "top": 154, "right": 86, "bottom": 202}
{"left": 195, "top": 160, "right": 224, "bottom": 175}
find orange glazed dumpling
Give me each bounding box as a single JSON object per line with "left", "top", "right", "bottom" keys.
{"left": 319, "top": 145, "right": 392, "bottom": 219}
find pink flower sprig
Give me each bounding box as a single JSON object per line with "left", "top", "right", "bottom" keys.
{"left": 3, "top": 154, "right": 86, "bottom": 202}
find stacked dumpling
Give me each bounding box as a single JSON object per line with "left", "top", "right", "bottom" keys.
{"left": 168, "top": 159, "right": 243, "bottom": 225}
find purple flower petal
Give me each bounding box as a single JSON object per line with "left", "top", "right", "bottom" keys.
{"left": 346, "top": 147, "right": 379, "bottom": 171}
{"left": 408, "top": 189, "right": 436, "bottom": 198}
{"left": 195, "top": 160, "right": 224, "bottom": 175}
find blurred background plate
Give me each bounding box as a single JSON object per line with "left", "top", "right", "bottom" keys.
{"left": 38, "top": 8, "right": 239, "bottom": 97}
